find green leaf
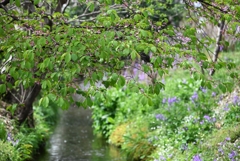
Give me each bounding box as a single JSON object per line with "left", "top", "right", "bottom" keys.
{"left": 108, "top": 117, "right": 115, "bottom": 123}
{"left": 141, "top": 96, "right": 148, "bottom": 105}
{"left": 38, "top": 37, "right": 46, "bottom": 46}
{"left": 87, "top": 97, "right": 93, "bottom": 107}
{"left": 88, "top": 2, "right": 95, "bottom": 12}
{"left": 218, "top": 83, "right": 226, "bottom": 93}
{"left": 111, "top": 73, "right": 118, "bottom": 81}
{"left": 117, "top": 75, "right": 125, "bottom": 87}
{"left": 134, "top": 14, "right": 142, "bottom": 22}
{"left": 110, "top": 13, "right": 116, "bottom": 21}
{"left": 224, "top": 82, "right": 234, "bottom": 92}
{"left": 230, "top": 72, "right": 238, "bottom": 79}
{"left": 34, "top": 0, "right": 39, "bottom": 5}
{"left": 140, "top": 30, "right": 149, "bottom": 37}
{"left": 48, "top": 93, "right": 57, "bottom": 101}
{"left": 39, "top": 96, "right": 49, "bottom": 108}
{"left": 150, "top": 46, "right": 157, "bottom": 53}
{"left": 0, "top": 84, "right": 6, "bottom": 94}
{"left": 57, "top": 97, "right": 65, "bottom": 107}
{"left": 103, "top": 21, "right": 111, "bottom": 28}
{"left": 123, "top": 48, "right": 130, "bottom": 56}
{"left": 71, "top": 54, "right": 78, "bottom": 61}
{"left": 7, "top": 104, "right": 17, "bottom": 116}
{"left": 92, "top": 72, "right": 98, "bottom": 82}
{"left": 131, "top": 86, "right": 139, "bottom": 93}
{"left": 131, "top": 50, "right": 137, "bottom": 60}
{"left": 65, "top": 53, "right": 71, "bottom": 64}
{"left": 15, "top": 0, "right": 20, "bottom": 7}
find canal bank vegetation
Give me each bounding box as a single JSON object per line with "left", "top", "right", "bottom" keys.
{"left": 91, "top": 50, "right": 240, "bottom": 161}
{"left": 0, "top": 101, "right": 59, "bottom": 161}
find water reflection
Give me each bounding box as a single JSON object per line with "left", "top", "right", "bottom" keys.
{"left": 36, "top": 106, "right": 126, "bottom": 161}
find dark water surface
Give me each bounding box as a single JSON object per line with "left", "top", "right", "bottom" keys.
{"left": 36, "top": 106, "right": 126, "bottom": 161}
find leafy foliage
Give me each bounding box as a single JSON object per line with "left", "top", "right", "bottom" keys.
{"left": 0, "top": 0, "right": 240, "bottom": 126}
{"left": 0, "top": 140, "right": 20, "bottom": 161}
{"left": 0, "top": 121, "right": 7, "bottom": 140}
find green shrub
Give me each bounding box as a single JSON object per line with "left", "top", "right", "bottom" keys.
{"left": 91, "top": 87, "right": 125, "bottom": 137}
{"left": 0, "top": 140, "right": 20, "bottom": 161}
{"left": 0, "top": 120, "right": 6, "bottom": 140}
{"left": 91, "top": 87, "right": 155, "bottom": 138}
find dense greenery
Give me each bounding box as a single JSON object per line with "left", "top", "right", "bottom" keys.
{"left": 0, "top": 0, "right": 239, "bottom": 160}
{"left": 92, "top": 50, "right": 240, "bottom": 160}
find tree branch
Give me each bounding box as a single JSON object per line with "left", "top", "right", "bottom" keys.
{"left": 209, "top": 19, "right": 225, "bottom": 76}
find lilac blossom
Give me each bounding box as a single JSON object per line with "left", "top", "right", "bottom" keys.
{"left": 154, "top": 155, "right": 166, "bottom": 161}
{"left": 203, "top": 115, "right": 211, "bottom": 122}
{"left": 200, "top": 87, "right": 207, "bottom": 93}
{"left": 159, "top": 156, "right": 166, "bottom": 161}
{"left": 193, "top": 154, "right": 202, "bottom": 161}
{"left": 168, "top": 97, "right": 178, "bottom": 105}
{"left": 229, "top": 151, "right": 237, "bottom": 160}
{"left": 7, "top": 133, "right": 19, "bottom": 146}
{"left": 138, "top": 73, "right": 145, "bottom": 81}
{"left": 212, "top": 92, "right": 216, "bottom": 97}
{"left": 224, "top": 104, "right": 229, "bottom": 111}
{"left": 225, "top": 137, "right": 231, "bottom": 141}
{"left": 191, "top": 92, "right": 198, "bottom": 102}
{"left": 218, "top": 148, "right": 224, "bottom": 155}
{"left": 133, "top": 68, "right": 138, "bottom": 76}
{"left": 162, "top": 98, "right": 167, "bottom": 104}
{"left": 155, "top": 114, "right": 166, "bottom": 121}
{"left": 219, "top": 45, "right": 224, "bottom": 51}
{"left": 181, "top": 143, "right": 188, "bottom": 151}
{"left": 232, "top": 95, "right": 240, "bottom": 106}
{"left": 219, "top": 94, "right": 224, "bottom": 101}
{"left": 211, "top": 117, "right": 216, "bottom": 122}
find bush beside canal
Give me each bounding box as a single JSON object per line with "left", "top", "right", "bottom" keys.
{"left": 91, "top": 51, "right": 240, "bottom": 161}
{"left": 0, "top": 100, "right": 58, "bottom": 161}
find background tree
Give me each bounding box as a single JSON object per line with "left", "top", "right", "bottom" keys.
{"left": 0, "top": 0, "right": 239, "bottom": 127}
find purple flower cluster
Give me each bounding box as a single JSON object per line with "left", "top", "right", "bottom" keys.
{"left": 7, "top": 133, "right": 19, "bottom": 146}
{"left": 162, "top": 97, "right": 178, "bottom": 106}
{"left": 203, "top": 115, "right": 216, "bottom": 123}
{"left": 168, "top": 97, "right": 178, "bottom": 105}
{"left": 212, "top": 92, "right": 216, "bottom": 97}
{"left": 155, "top": 114, "right": 166, "bottom": 121}
{"left": 200, "top": 87, "right": 207, "bottom": 93}
{"left": 232, "top": 95, "right": 240, "bottom": 106}
{"left": 217, "top": 137, "right": 239, "bottom": 160}
{"left": 193, "top": 154, "right": 202, "bottom": 161}
{"left": 229, "top": 151, "right": 237, "bottom": 161}
{"left": 191, "top": 92, "right": 198, "bottom": 102}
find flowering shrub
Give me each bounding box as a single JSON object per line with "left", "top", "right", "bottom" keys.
{"left": 91, "top": 69, "right": 240, "bottom": 161}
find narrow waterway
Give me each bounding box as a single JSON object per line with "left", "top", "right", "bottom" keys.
{"left": 36, "top": 105, "right": 126, "bottom": 161}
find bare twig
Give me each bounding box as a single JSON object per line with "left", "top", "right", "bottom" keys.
{"left": 8, "top": 91, "right": 21, "bottom": 103}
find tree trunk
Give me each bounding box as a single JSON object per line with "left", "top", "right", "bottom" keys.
{"left": 16, "top": 84, "right": 41, "bottom": 127}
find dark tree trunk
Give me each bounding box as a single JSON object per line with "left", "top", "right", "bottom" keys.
{"left": 16, "top": 84, "right": 41, "bottom": 126}
{"left": 1, "top": 83, "right": 41, "bottom": 127}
